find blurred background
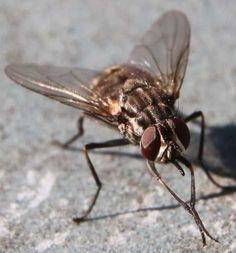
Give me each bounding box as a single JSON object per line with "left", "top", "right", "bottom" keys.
{"left": 0, "top": 1, "right": 236, "bottom": 252}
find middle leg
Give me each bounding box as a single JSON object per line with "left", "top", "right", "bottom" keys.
{"left": 73, "top": 138, "right": 130, "bottom": 223}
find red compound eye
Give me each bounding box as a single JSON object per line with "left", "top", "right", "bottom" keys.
{"left": 171, "top": 118, "right": 190, "bottom": 149}
{"left": 140, "top": 126, "right": 161, "bottom": 161}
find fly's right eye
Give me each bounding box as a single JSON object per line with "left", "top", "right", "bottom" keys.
{"left": 140, "top": 126, "right": 161, "bottom": 161}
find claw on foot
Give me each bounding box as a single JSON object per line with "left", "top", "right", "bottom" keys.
{"left": 72, "top": 217, "right": 87, "bottom": 224}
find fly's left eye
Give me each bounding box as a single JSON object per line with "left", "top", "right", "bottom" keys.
{"left": 140, "top": 126, "right": 161, "bottom": 161}
{"left": 171, "top": 118, "right": 190, "bottom": 149}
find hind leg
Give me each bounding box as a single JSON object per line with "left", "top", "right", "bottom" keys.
{"left": 185, "top": 111, "right": 235, "bottom": 190}
{"left": 52, "top": 114, "right": 85, "bottom": 148}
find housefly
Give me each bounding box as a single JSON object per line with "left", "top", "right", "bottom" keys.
{"left": 5, "top": 10, "right": 231, "bottom": 246}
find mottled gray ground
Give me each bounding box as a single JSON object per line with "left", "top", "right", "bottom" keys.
{"left": 1, "top": 1, "right": 236, "bottom": 252}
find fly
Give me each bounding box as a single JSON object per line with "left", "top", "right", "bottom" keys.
{"left": 5, "top": 10, "right": 233, "bottom": 246}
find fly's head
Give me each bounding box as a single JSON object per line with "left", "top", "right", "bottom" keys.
{"left": 140, "top": 118, "right": 190, "bottom": 163}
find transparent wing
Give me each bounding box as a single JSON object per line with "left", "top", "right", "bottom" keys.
{"left": 128, "top": 10, "right": 190, "bottom": 98}
{"left": 5, "top": 64, "right": 117, "bottom": 121}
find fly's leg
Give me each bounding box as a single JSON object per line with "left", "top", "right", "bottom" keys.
{"left": 73, "top": 138, "right": 130, "bottom": 223}
{"left": 184, "top": 111, "right": 205, "bottom": 161}
{"left": 184, "top": 111, "right": 235, "bottom": 190}
{"left": 177, "top": 157, "right": 219, "bottom": 244}
{"left": 147, "top": 160, "right": 218, "bottom": 246}
{"left": 52, "top": 114, "right": 85, "bottom": 148}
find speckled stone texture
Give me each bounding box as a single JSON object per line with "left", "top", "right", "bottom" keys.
{"left": 1, "top": 1, "right": 236, "bottom": 252}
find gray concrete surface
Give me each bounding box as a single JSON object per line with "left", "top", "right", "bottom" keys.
{"left": 1, "top": 1, "right": 236, "bottom": 252}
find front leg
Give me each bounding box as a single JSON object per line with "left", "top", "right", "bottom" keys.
{"left": 147, "top": 160, "right": 218, "bottom": 246}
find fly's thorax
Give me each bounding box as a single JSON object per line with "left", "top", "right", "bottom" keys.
{"left": 118, "top": 77, "right": 176, "bottom": 144}
{"left": 140, "top": 118, "right": 190, "bottom": 163}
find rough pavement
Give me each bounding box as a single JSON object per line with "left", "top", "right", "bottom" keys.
{"left": 0, "top": 1, "right": 236, "bottom": 252}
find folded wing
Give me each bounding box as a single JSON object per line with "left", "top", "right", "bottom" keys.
{"left": 128, "top": 10, "right": 190, "bottom": 98}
